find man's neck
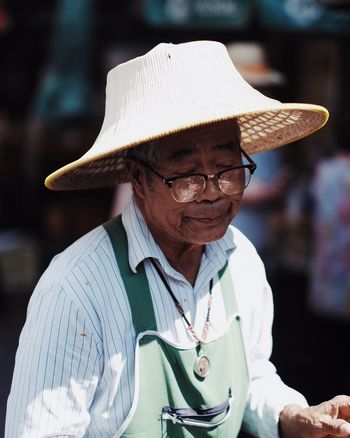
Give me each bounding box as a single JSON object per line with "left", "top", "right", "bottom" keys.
{"left": 153, "top": 237, "right": 204, "bottom": 286}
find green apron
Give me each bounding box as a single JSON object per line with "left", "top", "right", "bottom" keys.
{"left": 104, "top": 217, "right": 249, "bottom": 437}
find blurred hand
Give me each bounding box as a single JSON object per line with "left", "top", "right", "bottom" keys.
{"left": 279, "top": 396, "right": 350, "bottom": 437}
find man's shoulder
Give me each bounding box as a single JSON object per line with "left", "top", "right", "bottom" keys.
{"left": 50, "top": 224, "right": 112, "bottom": 275}
{"left": 35, "top": 223, "right": 120, "bottom": 304}
{"left": 30, "top": 223, "right": 127, "bottom": 329}
{"left": 229, "top": 224, "right": 259, "bottom": 255}
{"left": 226, "top": 224, "right": 265, "bottom": 275}
{"left": 226, "top": 225, "right": 269, "bottom": 311}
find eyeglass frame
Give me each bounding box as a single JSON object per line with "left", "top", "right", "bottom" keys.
{"left": 129, "top": 146, "right": 257, "bottom": 201}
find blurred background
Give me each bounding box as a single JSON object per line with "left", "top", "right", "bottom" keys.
{"left": 0, "top": 0, "right": 350, "bottom": 435}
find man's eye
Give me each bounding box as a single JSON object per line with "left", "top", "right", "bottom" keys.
{"left": 218, "top": 162, "right": 236, "bottom": 169}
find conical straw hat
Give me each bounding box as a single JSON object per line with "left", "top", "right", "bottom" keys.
{"left": 45, "top": 40, "right": 328, "bottom": 191}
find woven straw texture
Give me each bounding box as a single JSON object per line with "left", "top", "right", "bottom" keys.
{"left": 45, "top": 41, "right": 328, "bottom": 191}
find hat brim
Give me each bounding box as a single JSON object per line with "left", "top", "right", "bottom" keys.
{"left": 45, "top": 103, "right": 328, "bottom": 191}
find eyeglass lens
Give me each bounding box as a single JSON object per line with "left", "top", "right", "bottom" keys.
{"left": 171, "top": 167, "right": 252, "bottom": 203}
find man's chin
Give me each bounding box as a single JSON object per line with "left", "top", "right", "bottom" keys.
{"left": 185, "top": 223, "right": 229, "bottom": 245}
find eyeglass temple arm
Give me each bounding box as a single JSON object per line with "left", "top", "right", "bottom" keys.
{"left": 240, "top": 147, "right": 257, "bottom": 173}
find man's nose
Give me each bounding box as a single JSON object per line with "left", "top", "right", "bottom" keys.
{"left": 196, "top": 176, "right": 222, "bottom": 202}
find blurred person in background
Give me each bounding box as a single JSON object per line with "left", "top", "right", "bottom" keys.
{"left": 6, "top": 41, "right": 350, "bottom": 438}
{"left": 307, "top": 114, "right": 350, "bottom": 401}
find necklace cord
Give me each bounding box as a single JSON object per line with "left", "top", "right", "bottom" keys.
{"left": 149, "top": 258, "right": 213, "bottom": 344}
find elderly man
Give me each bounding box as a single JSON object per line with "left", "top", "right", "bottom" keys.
{"left": 6, "top": 41, "right": 350, "bottom": 437}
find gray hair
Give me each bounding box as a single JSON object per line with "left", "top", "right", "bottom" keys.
{"left": 126, "top": 139, "right": 161, "bottom": 187}
{"left": 126, "top": 139, "right": 161, "bottom": 167}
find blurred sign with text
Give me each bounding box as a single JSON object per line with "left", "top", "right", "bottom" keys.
{"left": 142, "top": 0, "right": 254, "bottom": 29}
{"left": 260, "top": 0, "right": 350, "bottom": 33}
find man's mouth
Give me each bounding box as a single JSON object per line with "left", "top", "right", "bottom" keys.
{"left": 185, "top": 211, "right": 229, "bottom": 223}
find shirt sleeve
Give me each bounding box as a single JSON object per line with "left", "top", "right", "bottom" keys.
{"left": 5, "top": 272, "right": 103, "bottom": 438}
{"left": 242, "top": 275, "right": 308, "bottom": 438}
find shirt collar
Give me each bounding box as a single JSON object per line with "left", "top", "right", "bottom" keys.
{"left": 122, "top": 197, "right": 164, "bottom": 273}
{"left": 122, "top": 197, "right": 236, "bottom": 275}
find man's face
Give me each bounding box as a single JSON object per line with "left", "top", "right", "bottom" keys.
{"left": 132, "top": 121, "right": 244, "bottom": 248}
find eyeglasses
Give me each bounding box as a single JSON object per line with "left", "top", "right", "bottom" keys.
{"left": 131, "top": 147, "right": 257, "bottom": 203}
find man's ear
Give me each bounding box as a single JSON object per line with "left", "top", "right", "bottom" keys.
{"left": 127, "top": 161, "right": 146, "bottom": 199}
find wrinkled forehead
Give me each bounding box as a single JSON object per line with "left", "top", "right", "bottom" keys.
{"left": 156, "top": 119, "right": 241, "bottom": 163}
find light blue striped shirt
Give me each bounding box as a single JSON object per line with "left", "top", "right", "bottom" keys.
{"left": 6, "top": 198, "right": 307, "bottom": 438}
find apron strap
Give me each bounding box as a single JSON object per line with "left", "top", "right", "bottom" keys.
{"left": 103, "top": 216, "right": 157, "bottom": 334}
{"left": 218, "top": 261, "right": 238, "bottom": 319}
